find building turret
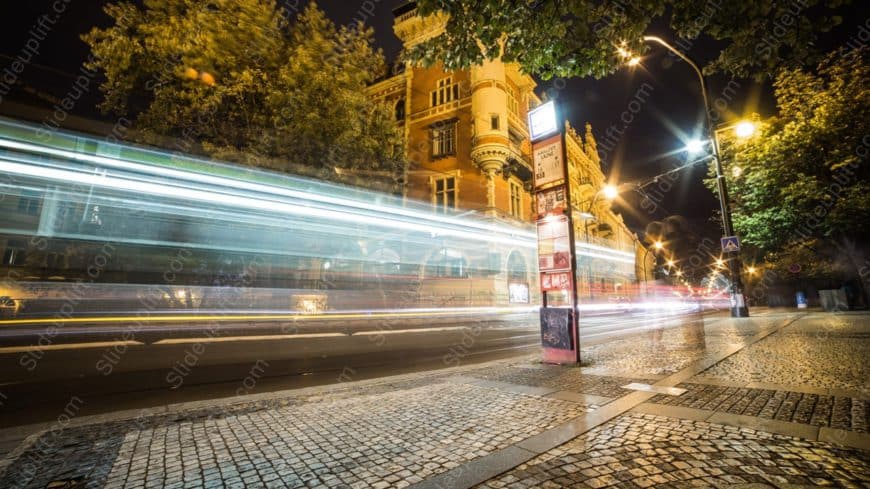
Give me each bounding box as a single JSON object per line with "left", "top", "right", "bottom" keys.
{"left": 469, "top": 59, "right": 512, "bottom": 216}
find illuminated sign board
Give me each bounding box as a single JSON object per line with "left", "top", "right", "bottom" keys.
{"left": 533, "top": 137, "right": 564, "bottom": 188}
{"left": 527, "top": 100, "right": 559, "bottom": 141}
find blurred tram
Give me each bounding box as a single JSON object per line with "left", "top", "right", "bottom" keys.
{"left": 0, "top": 118, "right": 706, "bottom": 329}
{"left": 0, "top": 117, "right": 541, "bottom": 320}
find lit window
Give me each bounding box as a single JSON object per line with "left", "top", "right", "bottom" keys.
{"left": 509, "top": 181, "right": 523, "bottom": 219}
{"left": 433, "top": 176, "right": 456, "bottom": 213}
{"left": 431, "top": 121, "right": 456, "bottom": 158}
{"left": 430, "top": 77, "right": 459, "bottom": 107}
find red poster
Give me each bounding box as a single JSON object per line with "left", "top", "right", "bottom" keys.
{"left": 541, "top": 272, "right": 572, "bottom": 291}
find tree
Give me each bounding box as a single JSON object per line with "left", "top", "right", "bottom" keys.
{"left": 407, "top": 0, "right": 851, "bottom": 80}
{"left": 83, "top": 0, "right": 403, "bottom": 188}
{"left": 711, "top": 47, "right": 869, "bottom": 301}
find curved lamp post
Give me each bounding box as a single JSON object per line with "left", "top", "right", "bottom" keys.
{"left": 576, "top": 184, "right": 619, "bottom": 299}
{"left": 639, "top": 240, "right": 664, "bottom": 284}
{"left": 631, "top": 36, "right": 749, "bottom": 317}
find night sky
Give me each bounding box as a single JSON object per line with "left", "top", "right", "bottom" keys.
{"left": 0, "top": 0, "right": 864, "bottom": 237}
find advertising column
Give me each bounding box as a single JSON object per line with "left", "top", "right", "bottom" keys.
{"left": 528, "top": 101, "right": 581, "bottom": 365}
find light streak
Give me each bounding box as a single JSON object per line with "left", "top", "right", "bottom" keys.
{"left": 0, "top": 159, "right": 534, "bottom": 248}
{"left": 0, "top": 306, "right": 540, "bottom": 326}
{"left": 0, "top": 136, "right": 536, "bottom": 241}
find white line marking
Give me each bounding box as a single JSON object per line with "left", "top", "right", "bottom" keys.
{"left": 0, "top": 340, "right": 143, "bottom": 354}
{"left": 152, "top": 333, "right": 347, "bottom": 344}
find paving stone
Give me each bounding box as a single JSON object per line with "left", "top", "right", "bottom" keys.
{"left": 650, "top": 383, "right": 869, "bottom": 433}
{"left": 0, "top": 381, "right": 588, "bottom": 489}
{"left": 696, "top": 316, "right": 870, "bottom": 393}
{"left": 475, "top": 412, "right": 870, "bottom": 488}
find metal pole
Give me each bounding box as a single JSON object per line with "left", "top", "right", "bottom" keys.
{"left": 642, "top": 36, "right": 749, "bottom": 317}
{"left": 560, "top": 129, "right": 582, "bottom": 363}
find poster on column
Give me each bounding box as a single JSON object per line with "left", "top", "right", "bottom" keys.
{"left": 537, "top": 216, "right": 571, "bottom": 272}
{"left": 532, "top": 135, "right": 564, "bottom": 188}
{"left": 535, "top": 185, "right": 567, "bottom": 218}
{"left": 540, "top": 271, "right": 572, "bottom": 291}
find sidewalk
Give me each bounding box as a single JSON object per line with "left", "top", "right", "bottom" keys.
{"left": 0, "top": 310, "right": 868, "bottom": 488}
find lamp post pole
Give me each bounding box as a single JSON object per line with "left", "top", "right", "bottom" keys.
{"left": 582, "top": 193, "right": 602, "bottom": 300}
{"left": 642, "top": 35, "right": 749, "bottom": 318}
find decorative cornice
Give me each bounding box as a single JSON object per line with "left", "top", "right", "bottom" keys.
{"left": 471, "top": 144, "right": 511, "bottom": 173}
{"left": 394, "top": 9, "right": 448, "bottom": 47}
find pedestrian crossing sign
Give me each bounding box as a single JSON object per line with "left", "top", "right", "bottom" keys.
{"left": 721, "top": 236, "right": 740, "bottom": 253}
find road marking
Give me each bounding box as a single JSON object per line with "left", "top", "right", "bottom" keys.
{"left": 152, "top": 333, "right": 347, "bottom": 345}
{"left": 353, "top": 327, "right": 467, "bottom": 335}
{"left": 621, "top": 382, "right": 687, "bottom": 396}
{"left": 0, "top": 340, "right": 143, "bottom": 354}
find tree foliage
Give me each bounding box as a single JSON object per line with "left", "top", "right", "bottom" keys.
{"left": 710, "top": 48, "right": 869, "bottom": 268}
{"left": 407, "top": 0, "right": 850, "bottom": 80}
{"left": 83, "top": 0, "right": 403, "bottom": 187}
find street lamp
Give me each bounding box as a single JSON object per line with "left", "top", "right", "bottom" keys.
{"left": 624, "top": 35, "right": 750, "bottom": 317}
{"left": 734, "top": 121, "right": 757, "bottom": 139}
{"left": 685, "top": 139, "right": 706, "bottom": 155}
{"left": 578, "top": 184, "right": 620, "bottom": 299}
{"left": 639, "top": 240, "right": 664, "bottom": 283}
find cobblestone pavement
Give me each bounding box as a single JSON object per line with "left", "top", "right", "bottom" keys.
{"left": 2, "top": 311, "right": 868, "bottom": 489}
{"left": 465, "top": 364, "right": 649, "bottom": 398}
{"left": 577, "top": 315, "right": 761, "bottom": 378}
{"left": 650, "top": 382, "right": 870, "bottom": 432}
{"left": 0, "top": 382, "right": 588, "bottom": 489}
{"left": 697, "top": 315, "right": 870, "bottom": 394}
{"left": 476, "top": 412, "right": 870, "bottom": 489}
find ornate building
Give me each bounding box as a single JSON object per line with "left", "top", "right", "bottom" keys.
{"left": 367, "top": 2, "right": 651, "bottom": 295}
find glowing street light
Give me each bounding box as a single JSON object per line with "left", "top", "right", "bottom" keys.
{"left": 666, "top": 259, "right": 675, "bottom": 268}
{"left": 747, "top": 266, "right": 756, "bottom": 275}
{"left": 734, "top": 121, "right": 757, "bottom": 139}
{"left": 654, "top": 241, "right": 663, "bottom": 250}
{"left": 627, "top": 56, "right": 642, "bottom": 67}
{"left": 686, "top": 138, "right": 706, "bottom": 155}
{"left": 602, "top": 184, "right": 619, "bottom": 200}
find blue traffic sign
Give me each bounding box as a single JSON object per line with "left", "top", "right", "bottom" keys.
{"left": 721, "top": 236, "right": 740, "bottom": 253}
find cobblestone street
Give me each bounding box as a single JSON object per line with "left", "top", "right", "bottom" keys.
{"left": 0, "top": 310, "right": 868, "bottom": 488}
{"left": 477, "top": 412, "right": 870, "bottom": 488}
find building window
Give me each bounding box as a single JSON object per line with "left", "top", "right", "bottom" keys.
{"left": 430, "top": 76, "right": 459, "bottom": 107}
{"left": 431, "top": 121, "right": 456, "bottom": 158}
{"left": 17, "top": 192, "right": 40, "bottom": 215}
{"left": 491, "top": 115, "right": 500, "bottom": 130}
{"left": 428, "top": 250, "right": 468, "bottom": 278}
{"left": 433, "top": 176, "right": 456, "bottom": 213}
{"left": 394, "top": 99, "right": 405, "bottom": 121}
{"left": 507, "top": 87, "right": 520, "bottom": 117}
{"left": 509, "top": 180, "right": 523, "bottom": 219}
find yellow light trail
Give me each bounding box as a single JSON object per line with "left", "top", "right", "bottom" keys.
{"left": 0, "top": 307, "right": 535, "bottom": 326}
